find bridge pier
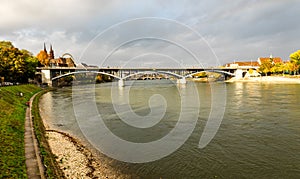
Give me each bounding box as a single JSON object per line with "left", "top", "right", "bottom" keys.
{"left": 235, "top": 69, "right": 244, "bottom": 79}
{"left": 40, "top": 69, "right": 52, "bottom": 86}
{"left": 177, "top": 77, "right": 186, "bottom": 84}
{"left": 118, "top": 79, "right": 125, "bottom": 87}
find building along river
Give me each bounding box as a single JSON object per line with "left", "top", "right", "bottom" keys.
{"left": 39, "top": 80, "right": 300, "bottom": 178}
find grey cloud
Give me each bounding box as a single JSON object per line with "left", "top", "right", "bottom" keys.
{"left": 0, "top": 0, "right": 299, "bottom": 66}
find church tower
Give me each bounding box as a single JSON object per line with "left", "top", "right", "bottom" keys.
{"left": 49, "top": 44, "right": 54, "bottom": 59}
{"left": 43, "top": 43, "right": 47, "bottom": 53}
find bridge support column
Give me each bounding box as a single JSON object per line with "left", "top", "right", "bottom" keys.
{"left": 235, "top": 69, "right": 244, "bottom": 79}
{"left": 118, "top": 79, "right": 125, "bottom": 87}
{"left": 177, "top": 77, "right": 186, "bottom": 84}
{"left": 41, "top": 69, "right": 52, "bottom": 86}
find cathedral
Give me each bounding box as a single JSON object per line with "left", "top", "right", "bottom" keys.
{"left": 37, "top": 43, "right": 76, "bottom": 67}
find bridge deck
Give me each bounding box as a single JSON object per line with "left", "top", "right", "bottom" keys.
{"left": 36, "top": 67, "right": 242, "bottom": 70}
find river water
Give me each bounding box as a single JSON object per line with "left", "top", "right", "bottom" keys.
{"left": 39, "top": 80, "right": 300, "bottom": 178}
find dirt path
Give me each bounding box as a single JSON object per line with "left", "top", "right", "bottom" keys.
{"left": 24, "top": 92, "right": 45, "bottom": 179}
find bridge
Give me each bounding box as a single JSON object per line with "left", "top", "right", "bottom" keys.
{"left": 36, "top": 66, "right": 253, "bottom": 87}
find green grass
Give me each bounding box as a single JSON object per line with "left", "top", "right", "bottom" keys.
{"left": 0, "top": 84, "right": 40, "bottom": 179}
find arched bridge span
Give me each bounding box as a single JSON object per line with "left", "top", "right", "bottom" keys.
{"left": 123, "top": 70, "right": 185, "bottom": 80}
{"left": 51, "top": 71, "right": 121, "bottom": 81}
{"left": 51, "top": 70, "right": 187, "bottom": 82}
{"left": 185, "top": 70, "right": 235, "bottom": 78}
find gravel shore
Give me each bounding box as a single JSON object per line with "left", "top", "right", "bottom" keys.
{"left": 45, "top": 129, "right": 134, "bottom": 179}
{"left": 40, "top": 112, "right": 135, "bottom": 179}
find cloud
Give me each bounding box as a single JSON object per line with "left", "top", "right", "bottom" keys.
{"left": 0, "top": 0, "right": 299, "bottom": 66}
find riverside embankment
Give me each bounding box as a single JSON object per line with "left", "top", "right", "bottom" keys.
{"left": 0, "top": 84, "right": 146, "bottom": 178}
{"left": 0, "top": 85, "right": 40, "bottom": 178}
{"left": 0, "top": 85, "right": 66, "bottom": 179}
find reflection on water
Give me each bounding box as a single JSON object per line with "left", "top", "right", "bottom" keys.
{"left": 39, "top": 81, "right": 300, "bottom": 178}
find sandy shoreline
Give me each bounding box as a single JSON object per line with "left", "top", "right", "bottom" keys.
{"left": 42, "top": 121, "right": 132, "bottom": 178}
{"left": 190, "top": 76, "right": 300, "bottom": 83}
{"left": 226, "top": 76, "right": 300, "bottom": 83}
{"left": 45, "top": 129, "right": 135, "bottom": 179}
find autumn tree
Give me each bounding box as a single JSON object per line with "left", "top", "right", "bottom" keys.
{"left": 37, "top": 50, "right": 49, "bottom": 66}
{"left": 270, "top": 62, "right": 284, "bottom": 74}
{"left": 21, "top": 49, "right": 39, "bottom": 80}
{"left": 280, "top": 62, "right": 290, "bottom": 75}
{"left": 258, "top": 60, "right": 273, "bottom": 76}
{"left": 289, "top": 50, "right": 300, "bottom": 75}
{"left": 0, "top": 41, "right": 39, "bottom": 83}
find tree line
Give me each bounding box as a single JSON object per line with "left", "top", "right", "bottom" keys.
{"left": 258, "top": 50, "right": 300, "bottom": 76}
{"left": 0, "top": 41, "right": 39, "bottom": 83}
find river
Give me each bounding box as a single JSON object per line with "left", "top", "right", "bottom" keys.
{"left": 39, "top": 80, "right": 300, "bottom": 178}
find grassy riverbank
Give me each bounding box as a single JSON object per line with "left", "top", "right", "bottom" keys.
{"left": 0, "top": 85, "right": 64, "bottom": 179}
{"left": 0, "top": 85, "right": 40, "bottom": 178}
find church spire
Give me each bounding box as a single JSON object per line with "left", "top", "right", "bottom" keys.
{"left": 49, "top": 44, "right": 54, "bottom": 59}
{"left": 43, "top": 42, "right": 47, "bottom": 53}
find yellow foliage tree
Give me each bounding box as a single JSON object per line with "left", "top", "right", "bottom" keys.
{"left": 289, "top": 50, "right": 300, "bottom": 75}
{"left": 37, "top": 50, "right": 49, "bottom": 66}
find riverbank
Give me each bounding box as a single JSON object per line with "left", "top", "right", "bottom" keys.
{"left": 31, "top": 89, "right": 65, "bottom": 178}
{"left": 45, "top": 130, "right": 98, "bottom": 178}
{"left": 226, "top": 76, "right": 300, "bottom": 83}
{"left": 43, "top": 126, "right": 133, "bottom": 178}
{"left": 0, "top": 85, "right": 40, "bottom": 178}
{"left": 39, "top": 92, "right": 133, "bottom": 178}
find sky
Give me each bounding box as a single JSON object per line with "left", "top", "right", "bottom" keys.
{"left": 1, "top": 0, "right": 300, "bottom": 67}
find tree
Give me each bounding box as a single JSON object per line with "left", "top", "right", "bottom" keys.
{"left": 290, "top": 50, "right": 300, "bottom": 64}
{"left": 286, "top": 61, "right": 299, "bottom": 75}
{"left": 271, "top": 62, "right": 284, "bottom": 74}
{"left": 0, "top": 41, "right": 39, "bottom": 83}
{"left": 289, "top": 50, "right": 300, "bottom": 75}
{"left": 0, "top": 41, "right": 14, "bottom": 48}
{"left": 279, "top": 62, "right": 289, "bottom": 75}
{"left": 258, "top": 60, "right": 273, "bottom": 76}
{"left": 37, "top": 50, "right": 49, "bottom": 66}
{"left": 21, "top": 50, "right": 39, "bottom": 80}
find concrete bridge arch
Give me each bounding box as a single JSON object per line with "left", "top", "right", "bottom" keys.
{"left": 185, "top": 70, "right": 235, "bottom": 78}
{"left": 122, "top": 70, "right": 185, "bottom": 80}
{"left": 51, "top": 71, "right": 121, "bottom": 82}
